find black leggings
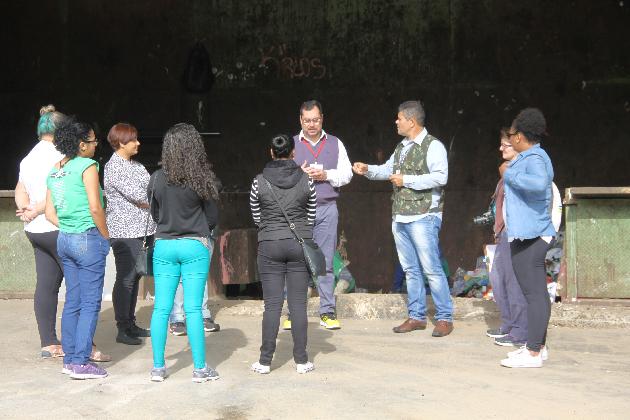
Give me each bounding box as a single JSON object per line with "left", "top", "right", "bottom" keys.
{"left": 26, "top": 231, "right": 64, "bottom": 347}
{"left": 257, "top": 239, "right": 309, "bottom": 365}
{"left": 111, "top": 237, "right": 149, "bottom": 329}
{"left": 510, "top": 238, "right": 551, "bottom": 352}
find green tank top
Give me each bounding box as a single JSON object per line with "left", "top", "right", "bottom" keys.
{"left": 47, "top": 157, "right": 104, "bottom": 233}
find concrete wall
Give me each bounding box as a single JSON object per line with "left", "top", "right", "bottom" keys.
{"left": 3, "top": 1, "right": 629, "bottom": 291}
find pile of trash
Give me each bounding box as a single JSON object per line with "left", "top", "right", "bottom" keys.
{"left": 451, "top": 257, "right": 490, "bottom": 298}
{"left": 452, "top": 231, "right": 564, "bottom": 302}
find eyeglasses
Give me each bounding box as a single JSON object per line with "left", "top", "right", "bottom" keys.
{"left": 499, "top": 143, "right": 513, "bottom": 149}
{"left": 302, "top": 117, "right": 322, "bottom": 125}
{"left": 84, "top": 139, "right": 99, "bottom": 145}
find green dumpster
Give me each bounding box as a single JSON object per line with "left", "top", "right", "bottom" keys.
{"left": 564, "top": 187, "right": 630, "bottom": 301}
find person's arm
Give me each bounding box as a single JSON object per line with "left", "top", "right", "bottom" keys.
{"left": 15, "top": 181, "right": 30, "bottom": 209}
{"left": 352, "top": 151, "right": 396, "bottom": 180}
{"left": 504, "top": 154, "right": 549, "bottom": 193}
{"left": 306, "top": 179, "right": 317, "bottom": 225}
{"left": 106, "top": 163, "right": 150, "bottom": 208}
{"left": 400, "top": 141, "right": 448, "bottom": 190}
{"left": 14, "top": 181, "right": 42, "bottom": 222}
{"left": 149, "top": 176, "right": 159, "bottom": 223}
{"left": 249, "top": 178, "right": 261, "bottom": 226}
{"left": 323, "top": 141, "right": 353, "bottom": 187}
{"left": 83, "top": 164, "right": 109, "bottom": 239}
{"left": 551, "top": 182, "right": 562, "bottom": 232}
{"left": 44, "top": 189, "right": 59, "bottom": 227}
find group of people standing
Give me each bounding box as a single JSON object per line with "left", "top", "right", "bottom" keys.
{"left": 16, "top": 98, "right": 557, "bottom": 383}
{"left": 17, "top": 107, "right": 222, "bottom": 381}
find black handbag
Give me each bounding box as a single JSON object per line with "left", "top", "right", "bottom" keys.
{"left": 262, "top": 177, "right": 326, "bottom": 277}
{"left": 135, "top": 178, "right": 155, "bottom": 277}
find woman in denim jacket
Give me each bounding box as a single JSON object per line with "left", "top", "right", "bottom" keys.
{"left": 500, "top": 108, "right": 556, "bottom": 368}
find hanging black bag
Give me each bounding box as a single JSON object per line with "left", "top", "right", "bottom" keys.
{"left": 262, "top": 177, "right": 326, "bottom": 277}
{"left": 135, "top": 178, "right": 155, "bottom": 277}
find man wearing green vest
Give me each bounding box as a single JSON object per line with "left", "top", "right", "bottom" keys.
{"left": 353, "top": 100, "right": 454, "bottom": 337}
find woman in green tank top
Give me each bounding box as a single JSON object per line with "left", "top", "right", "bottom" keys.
{"left": 44, "top": 117, "right": 111, "bottom": 380}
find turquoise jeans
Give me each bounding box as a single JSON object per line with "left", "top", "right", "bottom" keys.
{"left": 150, "top": 238, "right": 210, "bottom": 369}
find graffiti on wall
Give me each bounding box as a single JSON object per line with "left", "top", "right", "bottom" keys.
{"left": 259, "top": 44, "right": 327, "bottom": 80}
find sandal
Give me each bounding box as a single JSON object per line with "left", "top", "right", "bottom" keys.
{"left": 41, "top": 344, "right": 64, "bottom": 358}
{"left": 90, "top": 346, "right": 112, "bottom": 363}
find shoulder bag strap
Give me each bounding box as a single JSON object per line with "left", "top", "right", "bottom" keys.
{"left": 261, "top": 176, "right": 304, "bottom": 243}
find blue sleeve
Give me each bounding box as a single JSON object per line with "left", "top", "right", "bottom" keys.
{"left": 504, "top": 154, "right": 549, "bottom": 193}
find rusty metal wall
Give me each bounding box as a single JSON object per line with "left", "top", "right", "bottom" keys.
{"left": 2, "top": 1, "right": 629, "bottom": 291}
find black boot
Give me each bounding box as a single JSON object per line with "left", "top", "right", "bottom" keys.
{"left": 128, "top": 323, "right": 151, "bottom": 338}
{"left": 116, "top": 328, "right": 142, "bottom": 345}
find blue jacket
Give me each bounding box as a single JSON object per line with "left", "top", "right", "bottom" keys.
{"left": 503, "top": 144, "right": 556, "bottom": 240}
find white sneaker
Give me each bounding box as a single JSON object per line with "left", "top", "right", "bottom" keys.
{"left": 296, "top": 361, "right": 314, "bottom": 374}
{"left": 501, "top": 349, "right": 543, "bottom": 368}
{"left": 251, "top": 362, "right": 270, "bottom": 374}
{"left": 508, "top": 345, "right": 548, "bottom": 361}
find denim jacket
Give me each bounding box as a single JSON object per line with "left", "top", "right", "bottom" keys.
{"left": 503, "top": 144, "right": 556, "bottom": 240}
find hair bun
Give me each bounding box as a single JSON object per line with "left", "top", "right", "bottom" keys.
{"left": 39, "top": 104, "right": 56, "bottom": 116}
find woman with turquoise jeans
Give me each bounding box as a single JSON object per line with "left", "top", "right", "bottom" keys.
{"left": 148, "top": 123, "right": 221, "bottom": 383}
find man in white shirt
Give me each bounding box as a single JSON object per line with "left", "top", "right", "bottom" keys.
{"left": 292, "top": 100, "right": 353, "bottom": 330}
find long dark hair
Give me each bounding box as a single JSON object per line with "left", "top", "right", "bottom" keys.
{"left": 161, "top": 123, "right": 220, "bottom": 201}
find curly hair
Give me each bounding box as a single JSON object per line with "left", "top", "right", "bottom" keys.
{"left": 512, "top": 107, "right": 547, "bottom": 144}
{"left": 161, "top": 123, "right": 220, "bottom": 201}
{"left": 53, "top": 116, "right": 93, "bottom": 157}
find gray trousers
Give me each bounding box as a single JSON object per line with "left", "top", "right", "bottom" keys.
{"left": 489, "top": 231, "right": 527, "bottom": 342}
{"left": 313, "top": 202, "right": 338, "bottom": 315}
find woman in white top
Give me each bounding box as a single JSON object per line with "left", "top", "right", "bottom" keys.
{"left": 15, "top": 105, "right": 67, "bottom": 358}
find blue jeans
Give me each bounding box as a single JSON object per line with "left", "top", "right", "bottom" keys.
{"left": 58, "top": 228, "right": 109, "bottom": 365}
{"left": 169, "top": 241, "right": 213, "bottom": 323}
{"left": 392, "top": 216, "right": 453, "bottom": 322}
{"left": 150, "top": 239, "right": 210, "bottom": 369}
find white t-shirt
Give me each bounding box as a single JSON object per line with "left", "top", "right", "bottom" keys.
{"left": 18, "top": 140, "right": 64, "bottom": 233}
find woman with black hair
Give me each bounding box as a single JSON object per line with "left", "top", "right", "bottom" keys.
{"left": 45, "top": 117, "right": 110, "bottom": 379}
{"left": 500, "top": 108, "right": 556, "bottom": 368}
{"left": 148, "top": 123, "right": 221, "bottom": 383}
{"left": 249, "top": 134, "right": 317, "bottom": 374}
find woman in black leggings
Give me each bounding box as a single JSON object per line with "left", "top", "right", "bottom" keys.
{"left": 15, "top": 105, "right": 67, "bottom": 358}
{"left": 249, "top": 134, "right": 317, "bottom": 374}
{"left": 500, "top": 108, "right": 556, "bottom": 368}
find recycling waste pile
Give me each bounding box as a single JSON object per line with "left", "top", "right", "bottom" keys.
{"left": 451, "top": 232, "right": 564, "bottom": 302}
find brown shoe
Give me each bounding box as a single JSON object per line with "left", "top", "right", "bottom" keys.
{"left": 432, "top": 320, "right": 454, "bottom": 337}
{"left": 393, "top": 318, "right": 427, "bottom": 333}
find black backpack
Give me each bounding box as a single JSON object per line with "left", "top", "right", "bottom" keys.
{"left": 182, "top": 42, "right": 214, "bottom": 93}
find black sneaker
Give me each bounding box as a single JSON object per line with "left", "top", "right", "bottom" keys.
{"left": 494, "top": 335, "right": 525, "bottom": 347}
{"left": 128, "top": 323, "right": 151, "bottom": 338}
{"left": 169, "top": 322, "right": 187, "bottom": 336}
{"left": 203, "top": 318, "right": 220, "bottom": 332}
{"left": 116, "top": 329, "right": 142, "bottom": 345}
{"left": 486, "top": 328, "right": 508, "bottom": 338}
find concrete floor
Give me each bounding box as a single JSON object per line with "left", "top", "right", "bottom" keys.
{"left": 1, "top": 300, "right": 629, "bottom": 419}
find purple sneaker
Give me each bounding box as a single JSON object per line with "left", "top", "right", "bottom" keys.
{"left": 70, "top": 362, "right": 108, "bottom": 380}
{"left": 61, "top": 364, "right": 73, "bottom": 375}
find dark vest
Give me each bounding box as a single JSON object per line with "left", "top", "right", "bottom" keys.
{"left": 391, "top": 134, "right": 445, "bottom": 216}
{"left": 255, "top": 173, "right": 313, "bottom": 242}
{"left": 293, "top": 134, "right": 340, "bottom": 204}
